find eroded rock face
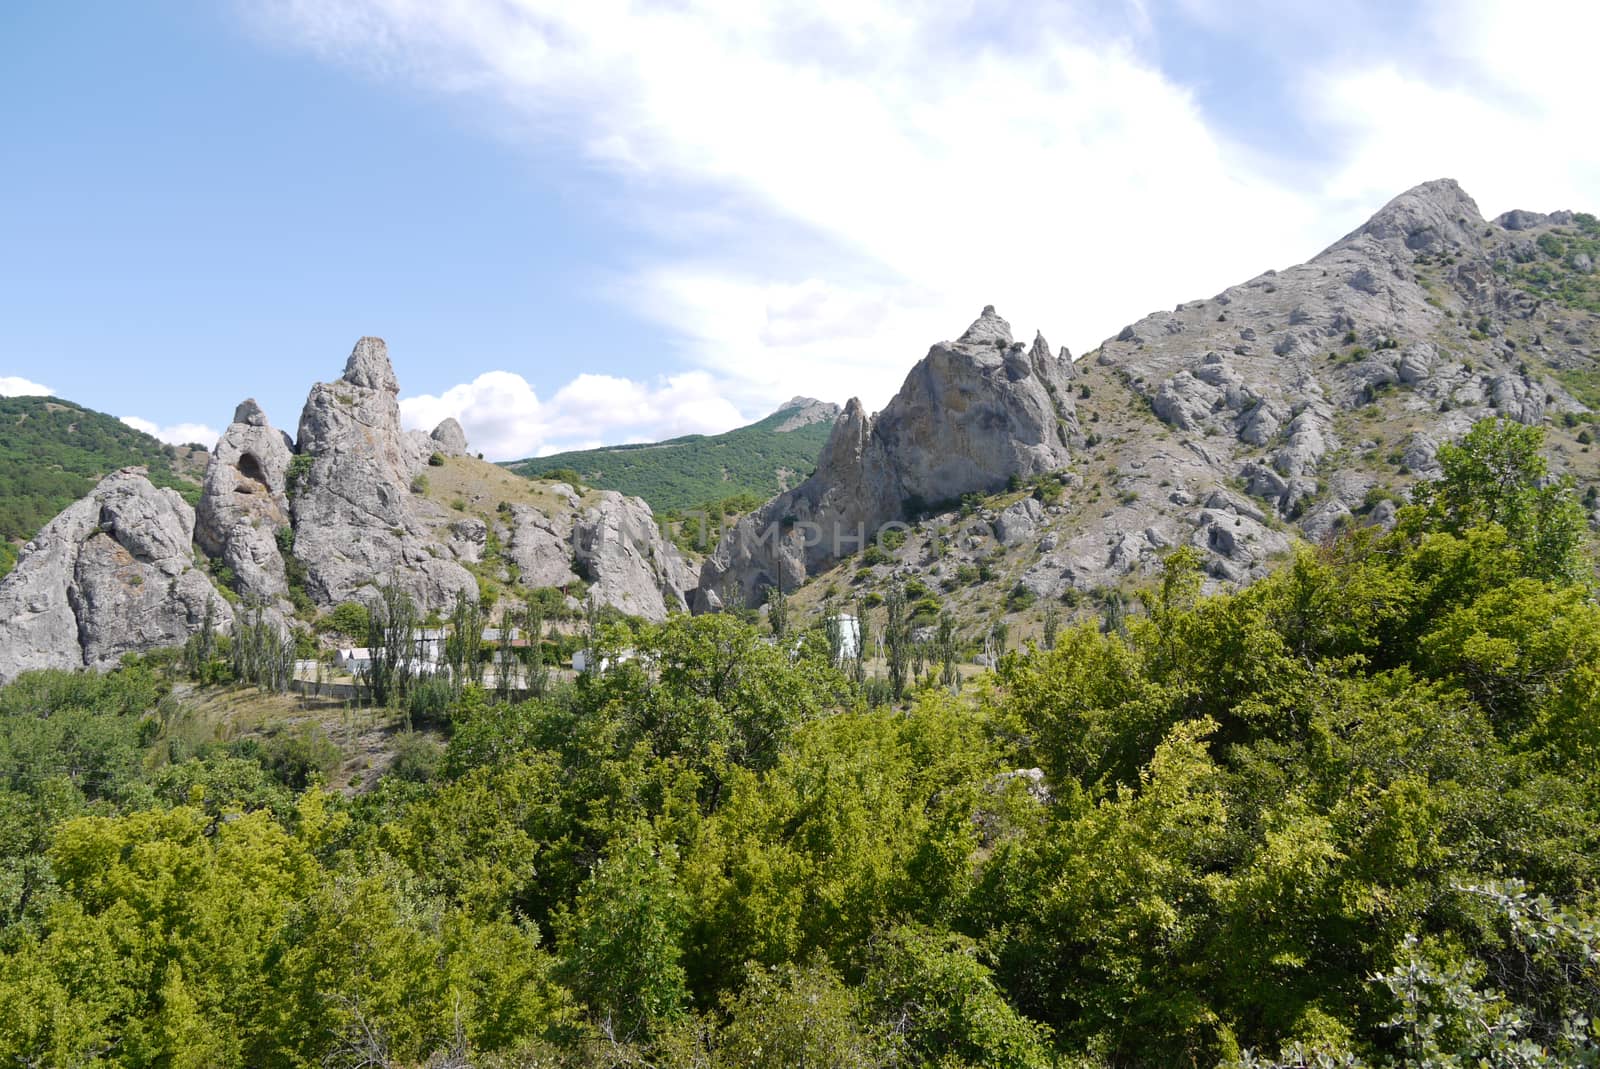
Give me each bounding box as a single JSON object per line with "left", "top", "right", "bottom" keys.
{"left": 292, "top": 338, "right": 477, "bottom": 609}
{"left": 1062, "top": 177, "right": 1594, "bottom": 588}
{"left": 0, "top": 469, "right": 230, "bottom": 683}
{"left": 195, "top": 399, "right": 294, "bottom": 603}
{"left": 497, "top": 494, "right": 693, "bottom": 620}
{"left": 502, "top": 504, "right": 582, "bottom": 591}
{"left": 698, "top": 308, "right": 1078, "bottom": 607}
{"left": 773, "top": 397, "right": 844, "bottom": 433}
{"left": 574, "top": 492, "right": 696, "bottom": 622}
{"left": 430, "top": 417, "right": 469, "bottom": 457}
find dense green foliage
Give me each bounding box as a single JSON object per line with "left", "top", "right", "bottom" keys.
{"left": 2, "top": 419, "right": 1599, "bottom": 1066}
{"left": 0, "top": 396, "right": 201, "bottom": 577}
{"left": 508, "top": 405, "right": 836, "bottom": 513}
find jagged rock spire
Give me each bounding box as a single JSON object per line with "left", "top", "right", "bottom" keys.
{"left": 342, "top": 336, "right": 399, "bottom": 393}
{"left": 958, "top": 305, "right": 1013, "bottom": 348}
{"left": 232, "top": 398, "right": 268, "bottom": 427}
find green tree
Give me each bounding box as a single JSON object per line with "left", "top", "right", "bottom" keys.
{"left": 1412, "top": 417, "right": 1590, "bottom": 586}
{"left": 556, "top": 829, "right": 688, "bottom": 1043}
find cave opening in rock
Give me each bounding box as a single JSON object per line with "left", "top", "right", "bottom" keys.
{"left": 236, "top": 452, "right": 269, "bottom": 492}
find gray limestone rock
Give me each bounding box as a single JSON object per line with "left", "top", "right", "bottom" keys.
{"left": 194, "top": 398, "right": 294, "bottom": 603}
{"left": 574, "top": 492, "right": 695, "bottom": 622}
{"left": 1397, "top": 343, "right": 1436, "bottom": 384}
{"left": 343, "top": 336, "right": 400, "bottom": 392}
{"left": 1402, "top": 432, "right": 1442, "bottom": 479}
{"left": 502, "top": 504, "right": 582, "bottom": 591}
{"left": 430, "top": 418, "right": 469, "bottom": 457}
{"left": 0, "top": 469, "right": 231, "bottom": 683}
{"left": 993, "top": 496, "right": 1044, "bottom": 547}
{"left": 698, "top": 307, "right": 1078, "bottom": 607}
{"left": 291, "top": 338, "right": 477, "bottom": 610}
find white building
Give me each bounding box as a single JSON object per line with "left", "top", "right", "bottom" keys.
{"left": 571, "top": 647, "right": 638, "bottom": 676}
{"left": 337, "top": 648, "right": 373, "bottom": 674}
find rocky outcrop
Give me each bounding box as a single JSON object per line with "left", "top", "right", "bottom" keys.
{"left": 0, "top": 337, "right": 704, "bottom": 678}
{"left": 773, "top": 397, "right": 843, "bottom": 433}
{"left": 719, "top": 179, "right": 1597, "bottom": 621}
{"left": 698, "top": 308, "right": 1078, "bottom": 608}
{"left": 194, "top": 399, "right": 294, "bottom": 603}
{"left": 0, "top": 469, "right": 230, "bottom": 684}
{"left": 1062, "top": 177, "right": 1593, "bottom": 588}
{"left": 291, "top": 338, "right": 477, "bottom": 608}
{"left": 574, "top": 493, "right": 696, "bottom": 622}
{"left": 430, "top": 417, "right": 469, "bottom": 457}
{"left": 502, "top": 505, "right": 582, "bottom": 591}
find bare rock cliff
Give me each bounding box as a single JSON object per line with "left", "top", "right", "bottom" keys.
{"left": 697, "top": 307, "right": 1077, "bottom": 607}
{"left": 290, "top": 338, "right": 479, "bottom": 608}
{"left": 0, "top": 469, "right": 230, "bottom": 683}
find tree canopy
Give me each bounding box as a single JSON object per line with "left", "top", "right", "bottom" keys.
{"left": 1, "top": 418, "right": 1598, "bottom": 1066}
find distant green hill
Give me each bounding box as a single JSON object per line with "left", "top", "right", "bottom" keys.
{"left": 0, "top": 396, "right": 205, "bottom": 577}
{"left": 508, "top": 398, "right": 840, "bottom": 513}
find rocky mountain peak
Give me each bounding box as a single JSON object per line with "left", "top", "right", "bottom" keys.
{"left": 342, "top": 336, "right": 400, "bottom": 393}
{"left": 957, "top": 305, "right": 1014, "bottom": 348}
{"left": 1029, "top": 331, "right": 1051, "bottom": 361}
{"left": 1337, "top": 177, "right": 1485, "bottom": 255}
{"left": 773, "top": 396, "right": 843, "bottom": 433}
{"left": 696, "top": 309, "right": 1078, "bottom": 608}
{"left": 232, "top": 398, "right": 269, "bottom": 427}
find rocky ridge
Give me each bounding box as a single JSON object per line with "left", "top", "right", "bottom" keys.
{"left": 773, "top": 397, "right": 844, "bottom": 433}
{"left": 698, "top": 307, "right": 1078, "bottom": 607}
{"left": 709, "top": 180, "right": 1600, "bottom": 633}
{"left": 0, "top": 339, "right": 701, "bottom": 681}
{"left": 0, "top": 470, "right": 231, "bottom": 680}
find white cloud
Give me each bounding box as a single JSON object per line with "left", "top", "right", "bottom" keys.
{"left": 0, "top": 376, "right": 54, "bottom": 397}
{"left": 120, "top": 416, "right": 221, "bottom": 449}
{"left": 253, "top": 0, "right": 1324, "bottom": 414}
{"left": 1308, "top": 0, "right": 1600, "bottom": 219}
{"left": 257, "top": 0, "right": 1599, "bottom": 422}
{"left": 400, "top": 368, "right": 746, "bottom": 461}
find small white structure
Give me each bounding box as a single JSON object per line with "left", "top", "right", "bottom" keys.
{"left": 337, "top": 648, "right": 373, "bottom": 674}
{"left": 827, "top": 614, "right": 862, "bottom": 662}
{"left": 571, "top": 647, "right": 637, "bottom": 676}
{"left": 415, "top": 628, "right": 446, "bottom": 664}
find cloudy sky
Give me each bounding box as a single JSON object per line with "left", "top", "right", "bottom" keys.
{"left": 2, "top": 1, "right": 1596, "bottom": 459}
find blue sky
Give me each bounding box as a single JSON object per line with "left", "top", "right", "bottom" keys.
{"left": 2, "top": 1, "right": 1596, "bottom": 459}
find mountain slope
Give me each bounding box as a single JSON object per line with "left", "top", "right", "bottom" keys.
{"left": 508, "top": 397, "right": 841, "bottom": 512}
{"left": 709, "top": 179, "right": 1600, "bottom": 641}
{"left": 0, "top": 396, "right": 205, "bottom": 577}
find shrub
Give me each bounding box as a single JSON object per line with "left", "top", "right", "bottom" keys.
{"left": 327, "top": 600, "right": 370, "bottom": 638}
{"left": 389, "top": 731, "right": 444, "bottom": 783}
{"left": 1006, "top": 583, "right": 1036, "bottom": 612}
{"left": 285, "top": 454, "right": 314, "bottom": 498}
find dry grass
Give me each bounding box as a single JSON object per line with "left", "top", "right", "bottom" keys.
{"left": 167, "top": 683, "right": 443, "bottom": 792}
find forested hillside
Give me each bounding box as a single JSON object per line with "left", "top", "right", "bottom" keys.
{"left": 1, "top": 419, "right": 1598, "bottom": 1068}
{"left": 0, "top": 396, "right": 203, "bottom": 577}
{"left": 509, "top": 400, "right": 837, "bottom": 512}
